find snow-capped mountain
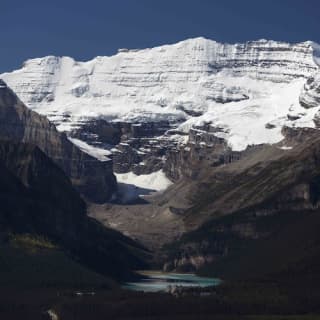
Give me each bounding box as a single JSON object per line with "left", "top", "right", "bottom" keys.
{"left": 2, "top": 37, "right": 320, "bottom": 180}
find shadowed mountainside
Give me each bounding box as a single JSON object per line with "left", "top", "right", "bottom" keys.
{"left": 162, "top": 128, "right": 320, "bottom": 283}
{"left": 0, "top": 79, "right": 116, "bottom": 203}
{"left": 0, "top": 139, "right": 148, "bottom": 281}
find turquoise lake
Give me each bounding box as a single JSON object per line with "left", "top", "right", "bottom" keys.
{"left": 123, "top": 271, "right": 221, "bottom": 292}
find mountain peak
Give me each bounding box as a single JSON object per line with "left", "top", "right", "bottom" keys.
{"left": 1, "top": 37, "right": 320, "bottom": 155}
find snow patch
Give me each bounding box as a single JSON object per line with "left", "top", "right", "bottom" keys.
{"left": 116, "top": 170, "right": 172, "bottom": 192}
{"left": 68, "top": 138, "right": 111, "bottom": 161}
{"left": 279, "top": 146, "right": 293, "bottom": 150}
{"left": 115, "top": 170, "right": 173, "bottom": 203}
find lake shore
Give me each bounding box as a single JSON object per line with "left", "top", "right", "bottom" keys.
{"left": 123, "top": 270, "right": 221, "bottom": 292}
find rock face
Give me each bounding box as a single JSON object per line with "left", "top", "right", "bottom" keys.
{"left": 0, "top": 80, "right": 116, "bottom": 203}
{"left": 300, "top": 72, "right": 320, "bottom": 109}
{"left": 164, "top": 125, "right": 242, "bottom": 180}
{"left": 69, "top": 119, "right": 182, "bottom": 175}
{"left": 2, "top": 38, "right": 320, "bottom": 181}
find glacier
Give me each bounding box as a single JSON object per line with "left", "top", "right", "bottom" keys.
{"left": 2, "top": 37, "right": 320, "bottom": 155}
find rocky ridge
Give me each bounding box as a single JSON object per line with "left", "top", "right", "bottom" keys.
{"left": 0, "top": 80, "right": 116, "bottom": 202}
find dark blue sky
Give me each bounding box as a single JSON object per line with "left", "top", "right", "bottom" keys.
{"left": 1, "top": 0, "right": 319, "bottom": 72}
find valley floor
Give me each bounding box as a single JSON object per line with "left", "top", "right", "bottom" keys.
{"left": 88, "top": 196, "right": 185, "bottom": 251}
{"left": 1, "top": 230, "right": 320, "bottom": 319}
{"left": 1, "top": 283, "right": 320, "bottom": 320}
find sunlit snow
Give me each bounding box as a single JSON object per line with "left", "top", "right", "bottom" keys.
{"left": 2, "top": 37, "right": 320, "bottom": 151}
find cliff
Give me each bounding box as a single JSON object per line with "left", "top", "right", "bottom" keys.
{"left": 0, "top": 80, "right": 116, "bottom": 202}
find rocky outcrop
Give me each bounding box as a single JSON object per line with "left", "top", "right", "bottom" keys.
{"left": 299, "top": 71, "right": 320, "bottom": 128}
{"left": 281, "top": 126, "right": 319, "bottom": 143}
{"left": 164, "top": 125, "right": 243, "bottom": 180}
{"left": 163, "top": 254, "right": 215, "bottom": 272}
{"left": 69, "top": 116, "right": 246, "bottom": 181}
{"left": 299, "top": 72, "right": 320, "bottom": 109}
{"left": 70, "top": 119, "right": 181, "bottom": 175}
{"left": 0, "top": 80, "right": 116, "bottom": 203}
{"left": 69, "top": 119, "right": 174, "bottom": 146}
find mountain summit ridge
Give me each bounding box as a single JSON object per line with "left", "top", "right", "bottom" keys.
{"left": 2, "top": 37, "right": 320, "bottom": 169}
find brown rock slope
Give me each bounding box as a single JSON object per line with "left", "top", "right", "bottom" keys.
{"left": 162, "top": 127, "right": 320, "bottom": 280}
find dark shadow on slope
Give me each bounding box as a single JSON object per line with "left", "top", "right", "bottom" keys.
{"left": 113, "top": 182, "right": 156, "bottom": 204}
